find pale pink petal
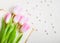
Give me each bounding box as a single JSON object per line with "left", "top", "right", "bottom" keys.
{"left": 13, "top": 6, "right": 22, "bottom": 15}
{"left": 5, "top": 13, "right": 11, "bottom": 23}
{"left": 20, "top": 16, "right": 29, "bottom": 25}
{"left": 14, "top": 15, "right": 24, "bottom": 23}
{"left": 21, "top": 23, "right": 30, "bottom": 32}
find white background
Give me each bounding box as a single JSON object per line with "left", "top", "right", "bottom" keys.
{"left": 0, "top": 0, "right": 60, "bottom": 43}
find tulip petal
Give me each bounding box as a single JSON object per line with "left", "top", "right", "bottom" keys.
{"left": 13, "top": 6, "right": 22, "bottom": 15}
{"left": 20, "top": 17, "right": 28, "bottom": 25}
{"left": 14, "top": 15, "right": 24, "bottom": 23}
{"left": 21, "top": 23, "right": 30, "bottom": 32}
{"left": 5, "top": 13, "right": 11, "bottom": 23}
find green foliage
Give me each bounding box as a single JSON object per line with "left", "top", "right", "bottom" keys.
{"left": 0, "top": 18, "right": 23, "bottom": 43}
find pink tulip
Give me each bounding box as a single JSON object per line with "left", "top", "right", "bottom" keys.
{"left": 19, "top": 16, "right": 28, "bottom": 25}
{"left": 14, "top": 15, "right": 24, "bottom": 23}
{"left": 21, "top": 23, "right": 30, "bottom": 32}
{"left": 13, "top": 6, "right": 23, "bottom": 15}
{"left": 5, "top": 13, "right": 11, "bottom": 23}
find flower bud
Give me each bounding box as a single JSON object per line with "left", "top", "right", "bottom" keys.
{"left": 14, "top": 15, "right": 24, "bottom": 23}
{"left": 13, "top": 6, "right": 23, "bottom": 15}
{"left": 5, "top": 13, "right": 11, "bottom": 23}
{"left": 19, "top": 16, "right": 28, "bottom": 25}
{"left": 20, "top": 23, "right": 30, "bottom": 32}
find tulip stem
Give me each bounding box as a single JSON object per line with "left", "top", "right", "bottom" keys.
{"left": 24, "top": 28, "right": 35, "bottom": 43}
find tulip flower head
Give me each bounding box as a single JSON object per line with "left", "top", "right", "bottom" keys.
{"left": 20, "top": 16, "right": 29, "bottom": 25}
{"left": 5, "top": 13, "right": 11, "bottom": 23}
{"left": 20, "top": 23, "right": 30, "bottom": 32}
{"left": 13, "top": 6, "right": 23, "bottom": 15}
{"left": 14, "top": 15, "right": 24, "bottom": 23}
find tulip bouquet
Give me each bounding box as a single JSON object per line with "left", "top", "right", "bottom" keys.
{"left": 0, "top": 6, "right": 30, "bottom": 43}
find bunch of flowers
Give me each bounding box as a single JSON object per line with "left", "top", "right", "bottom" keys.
{"left": 0, "top": 6, "right": 30, "bottom": 43}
